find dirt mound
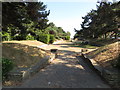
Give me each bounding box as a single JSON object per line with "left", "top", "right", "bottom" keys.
{"left": 86, "top": 41, "right": 120, "bottom": 68}
{"left": 2, "top": 40, "right": 50, "bottom": 68}
{"left": 3, "top": 40, "right": 46, "bottom": 47}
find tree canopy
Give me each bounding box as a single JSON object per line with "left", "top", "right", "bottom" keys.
{"left": 45, "top": 22, "right": 71, "bottom": 40}
{"left": 74, "top": 1, "right": 120, "bottom": 40}
{"left": 2, "top": 1, "right": 71, "bottom": 42}
{"left": 2, "top": 2, "right": 50, "bottom": 40}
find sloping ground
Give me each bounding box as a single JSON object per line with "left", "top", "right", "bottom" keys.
{"left": 2, "top": 40, "right": 50, "bottom": 68}
{"left": 85, "top": 41, "right": 119, "bottom": 69}
{"left": 3, "top": 40, "right": 46, "bottom": 47}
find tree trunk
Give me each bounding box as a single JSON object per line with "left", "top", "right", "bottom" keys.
{"left": 104, "top": 34, "right": 107, "bottom": 39}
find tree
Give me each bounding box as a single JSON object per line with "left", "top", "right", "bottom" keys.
{"left": 74, "top": 1, "right": 120, "bottom": 40}
{"left": 2, "top": 1, "right": 50, "bottom": 40}
{"left": 66, "top": 31, "right": 71, "bottom": 36}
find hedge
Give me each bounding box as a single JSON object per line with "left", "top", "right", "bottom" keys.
{"left": 66, "top": 36, "right": 70, "bottom": 40}
{"left": 26, "top": 35, "right": 34, "bottom": 40}
{"left": 49, "top": 35, "right": 55, "bottom": 44}
{"left": 38, "top": 34, "right": 50, "bottom": 44}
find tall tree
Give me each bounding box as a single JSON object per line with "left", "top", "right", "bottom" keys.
{"left": 2, "top": 1, "right": 50, "bottom": 40}
{"left": 74, "top": 1, "right": 120, "bottom": 40}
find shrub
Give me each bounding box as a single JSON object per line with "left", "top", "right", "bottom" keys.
{"left": 38, "top": 34, "right": 50, "bottom": 44}
{"left": 60, "top": 36, "right": 66, "bottom": 40}
{"left": 49, "top": 35, "right": 55, "bottom": 44}
{"left": 2, "top": 58, "right": 14, "bottom": 81}
{"left": 26, "top": 35, "right": 34, "bottom": 40}
{"left": 66, "top": 36, "right": 70, "bottom": 40}
{"left": 55, "top": 36, "right": 60, "bottom": 40}
{"left": 13, "top": 35, "right": 22, "bottom": 40}
{"left": 13, "top": 34, "right": 26, "bottom": 40}
{"left": 2, "top": 32, "right": 11, "bottom": 41}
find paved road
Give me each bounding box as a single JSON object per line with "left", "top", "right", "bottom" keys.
{"left": 19, "top": 41, "right": 110, "bottom": 88}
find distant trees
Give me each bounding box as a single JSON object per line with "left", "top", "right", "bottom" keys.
{"left": 74, "top": 1, "right": 120, "bottom": 40}
{"left": 45, "top": 22, "right": 71, "bottom": 40}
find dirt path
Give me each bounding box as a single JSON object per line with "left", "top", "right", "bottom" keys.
{"left": 19, "top": 41, "right": 110, "bottom": 88}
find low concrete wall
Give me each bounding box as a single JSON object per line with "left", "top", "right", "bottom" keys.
{"left": 79, "top": 53, "right": 120, "bottom": 88}
{"left": 8, "top": 53, "right": 56, "bottom": 82}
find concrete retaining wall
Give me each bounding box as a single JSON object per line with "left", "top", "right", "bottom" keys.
{"left": 79, "top": 53, "right": 120, "bottom": 88}
{"left": 8, "top": 51, "right": 56, "bottom": 82}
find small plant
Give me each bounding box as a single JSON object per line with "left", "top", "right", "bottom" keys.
{"left": 2, "top": 32, "right": 11, "bottom": 41}
{"left": 49, "top": 35, "right": 55, "bottom": 44}
{"left": 2, "top": 58, "right": 14, "bottom": 82}
{"left": 55, "top": 36, "right": 60, "bottom": 40}
{"left": 26, "top": 35, "right": 34, "bottom": 40}
{"left": 65, "top": 36, "right": 70, "bottom": 40}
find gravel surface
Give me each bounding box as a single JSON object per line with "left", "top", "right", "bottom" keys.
{"left": 18, "top": 41, "right": 110, "bottom": 88}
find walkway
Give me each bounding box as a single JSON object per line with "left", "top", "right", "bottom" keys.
{"left": 19, "top": 41, "right": 110, "bottom": 88}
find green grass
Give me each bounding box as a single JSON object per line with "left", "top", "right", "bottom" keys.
{"left": 89, "top": 38, "right": 117, "bottom": 46}
{"left": 72, "top": 38, "right": 117, "bottom": 49}
{"left": 70, "top": 44, "right": 98, "bottom": 49}
{"left": 71, "top": 40, "right": 99, "bottom": 49}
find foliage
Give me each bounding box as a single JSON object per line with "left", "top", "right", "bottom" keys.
{"left": 26, "top": 34, "right": 34, "bottom": 40}
{"left": 55, "top": 36, "right": 60, "bottom": 40}
{"left": 2, "top": 58, "right": 14, "bottom": 81}
{"left": 74, "top": 1, "right": 120, "bottom": 40}
{"left": 72, "top": 41, "right": 98, "bottom": 49}
{"left": 65, "top": 36, "right": 70, "bottom": 40}
{"left": 38, "top": 34, "right": 50, "bottom": 44}
{"left": 13, "top": 34, "right": 26, "bottom": 40}
{"left": 45, "top": 22, "right": 71, "bottom": 40}
{"left": 2, "top": 32, "right": 11, "bottom": 41}
{"left": 49, "top": 35, "right": 55, "bottom": 44}
{"left": 2, "top": 2, "right": 71, "bottom": 42}
{"left": 2, "top": 2, "right": 50, "bottom": 40}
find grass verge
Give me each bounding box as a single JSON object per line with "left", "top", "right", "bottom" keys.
{"left": 70, "top": 44, "right": 98, "bottom": 49}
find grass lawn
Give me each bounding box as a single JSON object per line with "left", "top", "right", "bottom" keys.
{"left": 71, "top": 38, "right": 118, "bottom": 49}
{"left": 70, "top": 44, "right": 98, "bottom": 49}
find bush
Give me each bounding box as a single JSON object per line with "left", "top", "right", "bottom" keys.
{"left": 13, "top": 35, "right": 22, "bottom": 40}
{"left": 49, "top": 35, "right": 55, "bottom": 44}
{"left": 38, "top": 34, "right": 50, "bottom": 44}
{"left": 26, "top": 35, "right": 34, "bottom": 40}
{"left": 2, "top": 58, "right": 14, "bottom": 81}
{"left": 66, "top": 36, "right": 70, "bottom": 40}
{"left": 2, "top": 32, "right": 11, "bottom": 41}
{"left": 55, "top": 36, "right": 60, "bottom": 40}
{"left": 13, "top": 34, "right": 26, "bottom": 40}
{"left": 60, "top": 36, "right": 67, "bottom": 40}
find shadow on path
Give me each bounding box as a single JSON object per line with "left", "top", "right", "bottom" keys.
{"left": 19, "top": 42, "right": 111, "bottom": 88}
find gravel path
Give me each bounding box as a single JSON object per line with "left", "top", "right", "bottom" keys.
{"left": 19, "top": 41, "right": 110, "bottom": 88}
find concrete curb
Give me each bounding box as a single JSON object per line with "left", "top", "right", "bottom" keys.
{"left": 79, "top": 53, "right": 120, "bottom": 88}
{"left": 79, "top": 53, "right": 102, "bottom": 75}
{"left": 8, "top": 52, "right": 56, "bottom": 82}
